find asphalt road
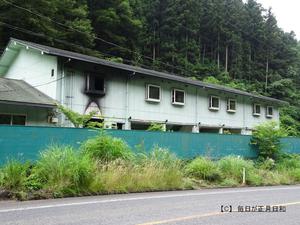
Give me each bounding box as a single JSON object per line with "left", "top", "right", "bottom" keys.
{"left": 0, "top": 185, "right": 300, "bottom": 225}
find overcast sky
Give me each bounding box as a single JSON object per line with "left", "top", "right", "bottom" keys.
{"left": 256, "top": 0, "right": 299, "bottom": 39}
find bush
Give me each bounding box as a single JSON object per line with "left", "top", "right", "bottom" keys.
{"left": 218, "top": 156, "right": 255, "bottom": 184}
{"left": 147, "top": 123, "right": 165, "bottom": 131}
{"left": 0, "top": 160, "right": 29, "bottom": 191}
{"left": 251, "top": 122, "right": 284, "bottom": 160}
{"left": 185, "top": 157, "right": 221, "bottom": 181}
{"left": 33, "top": 146, "right": 95, "bottom": 195}
{"left": 82, "top": 134, "right": 133, "bottom": 161}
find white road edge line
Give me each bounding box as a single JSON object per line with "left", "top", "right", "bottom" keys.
{"left": 0, "top": 186, "right": 299, "bottom": 213}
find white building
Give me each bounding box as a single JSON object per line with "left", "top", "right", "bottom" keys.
{"left": 0, "top": 38, "right": 286, "bottom": 134}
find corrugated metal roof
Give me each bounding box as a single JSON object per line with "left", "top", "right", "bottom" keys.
{"left": 7, "top": 38, "right": 287, "bottom": 105}
{"left": 0, "top": 77, "right": 56, "bottom": 108}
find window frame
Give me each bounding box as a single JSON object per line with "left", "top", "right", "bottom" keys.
{"left": 253, "top": 103, "right": 261, "bottom": 116}
{"left": 209, "top": 96, "right": 220, "bottom": 111}
{"left": 85, "top": 73, "right": 105, "bottom": 95}
{"left": 227, "top": 98, "right": 237, "bottom": 113}
{"left": 266, "top": 106, "right": 274, "bottom": 118}
{"left": 171, "top": 88, "right": 185, "bottom": 106}
{"left": 146, "top": 84, "right": 161, "bottom": 102}
{"left": 0, "top": 113, "right": 27, "bottom": 126}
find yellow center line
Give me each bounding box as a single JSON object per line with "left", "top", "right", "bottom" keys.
{"left": 136, "top": 201, "right": 300, "bottom": 225}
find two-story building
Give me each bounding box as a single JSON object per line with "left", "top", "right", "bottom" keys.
{"left": 0, "top": 38, "right": 286, "bottom": 134}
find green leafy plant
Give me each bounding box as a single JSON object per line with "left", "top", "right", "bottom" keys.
{"left": 147, "top": 123, "right": 165, "bottom": 132}
{"left": 185, "top": 157, "right": 221, "bottom": 181}
{"left": 57, "top": 104, "right": 102, "bottom": 128}
{"left": 82, "top": 134, "right": 134, "bottom": 161}
{"left": 251, "top": 122, "right": 285, "bottom": 160}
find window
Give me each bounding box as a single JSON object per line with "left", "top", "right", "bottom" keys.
{"left": 85, "top": 74, "right": 105, "bottom": 95}
{"left": 209, "top": 96, "right": 220, "bottom": 110}
{"left": 266, "top": 106, "right": 274, "bottom": 118}
{"left": 0, "top": 114, "right": 26, "bottom": 125}
{"left": 172, "top": 89, "right": 185, "bottom": 105}
{"left": 253, "top": 103, "right": 261, "bottom": 116}
{"left": 146, "top": 84, "right": 161, "bottom": 102}
{"left": 227, "top": 99, "right": 236, "bottom": 112}
{"left": 51, "top": 69, "right": 54, "bottom": 77}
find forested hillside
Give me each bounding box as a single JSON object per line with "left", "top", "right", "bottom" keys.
{"left": 1, "top": 0, "right": 300, "bottom": 135}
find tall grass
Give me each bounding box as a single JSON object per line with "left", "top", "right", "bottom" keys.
{"left": 185, "top": 157, "right": 221, "bottom": 181}
{"left": 90, "top": 147, "right": 184, "bottom": 194}
{"left": 0, "top": 160, "right": 29, "bottom": 191}
{"left": 82, "top": 134, "right": 133, "bottom": 161}
{"left": 33, "top": 146, "right": 95, "bottom": 196}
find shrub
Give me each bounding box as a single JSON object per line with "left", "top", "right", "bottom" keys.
{"left": 147, "top": 123, "right": 165, "bottom": 132}
{"left": 82, "top": 134, "right": 133, "bottom": 161}
{"left": 256, "top": 158, "right": 275, "bottom": 170}
{"left": 33, "top": 146, "right": 95, "bottom": 195}
{"left": 251, "top": 122, "right": 284, "bottom": 160}
{"left": 218, "top": 156, "right": 255, "bottom": 184}
{"left": 0, "top": 160, "right": 29, "bottom": 191}
{"left": 185, "top": 157, "right": 221, "bottom": 181}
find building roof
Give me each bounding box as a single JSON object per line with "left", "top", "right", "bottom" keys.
{"left": 1, "top": 38, "right": 287, "bottom": 105}
{"left": 0, "top": 77, "right": 56, "bottom": 108}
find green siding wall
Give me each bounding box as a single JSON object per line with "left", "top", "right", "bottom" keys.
{"left": 0, "top": 125, "right": 299, "bottom": 164}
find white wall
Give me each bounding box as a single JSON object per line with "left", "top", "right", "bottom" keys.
{"left": 60, "top": 66, "right": 279, "bottom": 131}
{"left": 5, "top": 48, "right": 58, "bottom": 100}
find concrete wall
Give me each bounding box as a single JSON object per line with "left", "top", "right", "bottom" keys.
{"left": 0, "top": 104, "right": 54, "bottom": 126}
{"left": 4, "top": 48, "right": 58, "bottom": 100}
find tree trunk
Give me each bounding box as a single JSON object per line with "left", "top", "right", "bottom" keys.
{"left": 225, "top": 45, "right": 228, "bottom": 72}
{"left": 153, "top": 28, "right": 156, "bottom": 61}
{"left": 202, "top": 44, "right": 206, "bottom": 64}
{"left": 217, "top": 33, "right": 220, "bottom": 70}
{"left": 265, "top": 57, "right": 269, "bottom": 91}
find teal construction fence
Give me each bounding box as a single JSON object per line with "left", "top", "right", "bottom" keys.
{"left": 0, "top": 125, "right": 300, "bottom": 164}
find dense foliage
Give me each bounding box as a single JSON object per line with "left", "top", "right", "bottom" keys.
{"left": 251, "top": 122, "right": 284, "bottom": 160}
{"left": 1, "top": 0, "right": 300, "bottom": 133}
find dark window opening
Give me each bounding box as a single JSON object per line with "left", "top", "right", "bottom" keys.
{"left": 227, "top": 99, "right": 236, "bottom": 112}
{"left": 117, "top": 123, "right": 124, "bottom": 130}
{"left": 51, "top": 69, "right": 54, "bottom": 77}
{"left": 86, "top": 74, "right": 105, "bottom": 96}
{"left": 0, "top": 115, "right": 26, "bottom": 125}
{"left": 267, "top": 106, "right": 273, "bottom": 117}
{"left": 253, "top": 104, "right": 261, "bottom": 115}
{"left": 0, "top": 115, "right": 11, "bottom": 125}
{"left": 209, "top": 96, "right": 220, "bottom": 110}
{"left": 146, "top": 84, "right": 160, "bottom": 102}
{"left": 12, "top": 115, "right": 26, "bottom": 125}
{"left": 199, "top": 127, "right": 220, "bottom": 133}
{"left": 172, "top": 89, "right": 185, "bottom": 105}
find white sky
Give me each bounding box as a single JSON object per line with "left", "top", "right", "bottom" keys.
{"left": 256, "top": 0, "right": 300, "bottom": 39}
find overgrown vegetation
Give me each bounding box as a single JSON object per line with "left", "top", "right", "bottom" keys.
{"left": 147, "top": 123, "right": 165, "bottom": 132}
{"left": 57, "top": 104, "right": 103, "bottom": 128}
{"left": 251, "top": 122, "right": 285, "bottom": 160}
{"left": 1, "top": 130, "right": 300, "bottom": 201}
